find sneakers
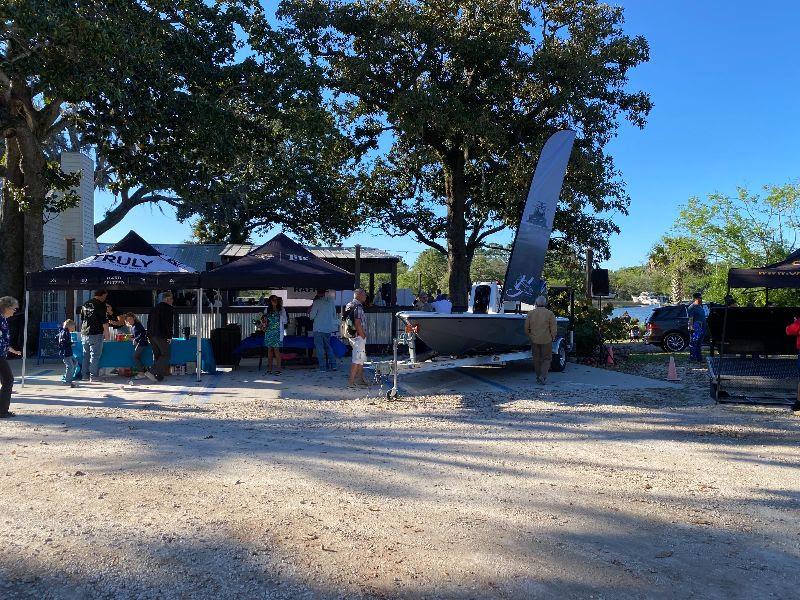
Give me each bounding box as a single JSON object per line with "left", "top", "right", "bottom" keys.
{"left": 144, "top": 371, "right": 157, "bottom": 382}
{"left": 792, "top": 401, "right": 800, "bottom": 412}
{"left": 134, "top": 372, "right": 148, "bottom": 380}
{"left": 0, "top": 412, "right": 16, "bottom": 419}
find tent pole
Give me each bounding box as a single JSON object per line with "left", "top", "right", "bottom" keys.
{"left": 196, "top": 288, "right": 202, "bottom": 383}
{"left": 21, "top": 290, "right": 30, "bottom": 388}
{"left": 715, "top": 287, "right": 731, "bottom": 402}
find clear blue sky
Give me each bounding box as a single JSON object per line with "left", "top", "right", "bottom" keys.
{"left": 96, "top": 0, "right": 800, "bottom": 270}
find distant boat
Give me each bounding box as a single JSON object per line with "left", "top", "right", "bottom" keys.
{"left": 631, "top": 291, "right": 662, "bottom": 305}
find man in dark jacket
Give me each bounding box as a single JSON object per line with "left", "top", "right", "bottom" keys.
{"left": 80, "top": 290, "right": 108, "bottom": 381}
{"left": 147, "top": 292, "right": 174, "bottom": 382}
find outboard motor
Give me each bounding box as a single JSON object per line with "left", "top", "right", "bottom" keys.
{"left": 468, "top": 282, "right": 502, "bottom": 314}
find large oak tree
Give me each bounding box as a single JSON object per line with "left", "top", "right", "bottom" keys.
{"left": 0, "top": 0, "right": 251, "bottom": 305}
{"left": 279, "top": 0, "right": 652, "bottom": 303}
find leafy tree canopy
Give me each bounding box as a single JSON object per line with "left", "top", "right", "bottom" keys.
{"left": 674, "top": 184, "right": 800, "bottom": 305}
{"left": 647, "top": 236, "right": 708, "bottom": 303}
{"left": 278, "top": 0, "right": 651, "bottom": 302}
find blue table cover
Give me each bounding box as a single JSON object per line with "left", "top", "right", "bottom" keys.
{"left": 234, "top": 334, "right": 348, "bottom": 358}
{"left": 72, "top": 337, "right": 217, "bottom": 373}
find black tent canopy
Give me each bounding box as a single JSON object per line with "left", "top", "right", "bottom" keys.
{"left": 710, "top": 248, "right": 800, "bottom": 403}
{"left": 201, "top": 233, "right": 355, "bottom": 290}
{"left": 27, "top": 230, "right": 200, "bottom": 290}
{"left": 727, "top": 249, "right": 800, "bottom": 290}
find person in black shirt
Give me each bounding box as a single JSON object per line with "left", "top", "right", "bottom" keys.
{"left": 80, "top": 290, "right": 108, "bottom": 381}
{"left": 105, "top": 303, "right": 125, "bottom": 337}
{"left": 147, "top": 292, "right": 174, "bottom": 381}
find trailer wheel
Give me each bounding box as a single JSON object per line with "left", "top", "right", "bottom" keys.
{"left": 550, "top": 340, "right": 567, "bottom": 372}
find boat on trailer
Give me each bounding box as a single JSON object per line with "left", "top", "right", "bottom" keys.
{"left": 396, "top": 281, "right": 572, "bottom": 370}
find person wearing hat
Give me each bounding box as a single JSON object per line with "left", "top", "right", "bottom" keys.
{"left": 687, "top": 292, "right": 707, "bottom": 362}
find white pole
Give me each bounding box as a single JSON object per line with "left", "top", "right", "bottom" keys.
{"left": 195, "top": 288, "right": 202, "bottom": 383}
{"left": 21, "top": 290, "right": 30, "bottom": 388}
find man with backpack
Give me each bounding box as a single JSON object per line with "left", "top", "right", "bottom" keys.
{"left": 343, "top": 288, "right": 369, "bottom": 388}
{"left": 80, "top": 290, "right": 108, "bottom": 382}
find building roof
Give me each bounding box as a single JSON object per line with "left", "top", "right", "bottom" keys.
{"left": 221, "top": 244, "right": 398, "bottom": 261}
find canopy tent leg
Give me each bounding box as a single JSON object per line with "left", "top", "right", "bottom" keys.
{"left": 195, "top": 288, "right": 202, "bottom": 383}
{"left": 21, "top": 290, "right": 30, "bottom": 388}
{"left": 715, "top": 303, "right": 729, "bottom": 402}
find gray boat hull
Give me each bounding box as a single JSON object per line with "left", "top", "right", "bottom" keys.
{"left": 397, "top": 312, "right": 532, "bottom": 356}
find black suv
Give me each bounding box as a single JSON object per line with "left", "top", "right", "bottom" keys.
{"left": 643, "top": 304, "right": 711, "bottom": 352}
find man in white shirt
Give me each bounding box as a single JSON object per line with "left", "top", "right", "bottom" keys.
{"left": 432, "top": 293, "right": 453, "bottom": 314}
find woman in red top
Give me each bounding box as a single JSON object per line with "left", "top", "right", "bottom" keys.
{"left": 785, "top": 318, "right": 800, "bottom": 411}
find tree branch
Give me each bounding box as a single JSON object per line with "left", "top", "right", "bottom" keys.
{"left": 472, "top": 223, "right": 506, "bottom": 247}
{"left": 0, "top": 67, "right": 10, "bottom": 89}
{"left": 0, "top": 164, "right": 7, "bottom": 179}
{"left": 398, "top": 220, "right": 447, "bottom": 254}
{"left": 94, "top": 188, "right": 183, "bottom": 238}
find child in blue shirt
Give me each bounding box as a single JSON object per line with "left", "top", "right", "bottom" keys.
{"left": 124, "top": 313, "right": 151, "bottom": 379}
{"left": 57, "top": 319, "right": 78, "bottom": 387}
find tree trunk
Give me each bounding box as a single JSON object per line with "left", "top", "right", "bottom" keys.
{"left": 0, "top": 137, "right": 25, "bottom": 300}
{"left": 15, "top": 127, "right": 49, "bottom": 353}
{"left": 670, "top": 270, "right": 683, "bottom": 304}
{"left": 444, "top": 152, "right": 471, "bottom": 306}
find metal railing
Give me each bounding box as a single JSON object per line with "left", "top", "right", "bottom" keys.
{"left": 108, "top": 306, "right": 408, "bottom": 346}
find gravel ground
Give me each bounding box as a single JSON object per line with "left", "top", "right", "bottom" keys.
{"left": 1, "top": 363, "right": 799, "bottom": 599}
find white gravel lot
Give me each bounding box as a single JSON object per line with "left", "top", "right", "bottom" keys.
{"left": 1, "top": 362, "right": 798, "bottom": 599}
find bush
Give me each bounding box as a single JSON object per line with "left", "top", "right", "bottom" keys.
{"left": 572, "top": 301, "right": 629, "bottom": 356}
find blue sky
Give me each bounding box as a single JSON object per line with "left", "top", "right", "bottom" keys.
{"left": 96, "top": 0, "right": 800, "bottom": 270}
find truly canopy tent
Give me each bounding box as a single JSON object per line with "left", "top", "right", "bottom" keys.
{"left": 201, "top": 232, "right": 355, "bottom": 290}
{"left": 705, "top": 249, "right": 800, "bottom": 405}
{"left": 24, "top": 230, "right": 204, "bottom": 383}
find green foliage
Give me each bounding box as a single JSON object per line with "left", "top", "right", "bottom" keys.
{"left": 397, "top": 247, "right": 510, "bottom": 295}
{"left": 542, "top": 246, "right": 585, "bottom": 291}
{"left": 647, "top": 236, "right": 709, "bottom": 303}
{"left": 609, "top": 265, "right": 669, "bottom": 301}
{"left": 398, "top": 250, "right": 449, "bottom": 294}
{"left": 469, "top": 248, "right": 508, "bottom": 284}
{"left": 674, "top": 184, "right": 800, "bottom": 305}
{"left": 278, "top": 0, "right": 652, "bottom": 301}
{"left": 2, "top": 0, "right": 359, "bottom": 253}
{"left": 571, "top": 301, "right": 629, "bottom": 356}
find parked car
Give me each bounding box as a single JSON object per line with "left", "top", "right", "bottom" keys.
{"left": 643, "top": 303, "right": 713, "bottom": 352}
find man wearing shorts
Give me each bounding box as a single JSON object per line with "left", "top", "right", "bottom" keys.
{"left": 345, "top": 288, "right": 369, "bottom": 388}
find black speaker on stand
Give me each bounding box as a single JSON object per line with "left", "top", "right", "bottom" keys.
{"left": 590, "top": 268, "right": 610, "bottom": 298}
{"left": 590, "top": 268, "right": 612, "bottom": 365}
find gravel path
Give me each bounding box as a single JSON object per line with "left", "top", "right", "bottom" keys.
{"left": 1, "top": 366, "right": 799, "bottom": 599}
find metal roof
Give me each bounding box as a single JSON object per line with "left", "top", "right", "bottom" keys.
{"left": 221, "top": 244, "right": 399, "bottom": 261}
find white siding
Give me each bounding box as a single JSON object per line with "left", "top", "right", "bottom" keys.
{"left": 42, "top": 152, "right": 96, "bottom": 263}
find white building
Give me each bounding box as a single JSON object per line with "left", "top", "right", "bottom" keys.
{"left": 41, "top": 151, "right": 99, "bottom": 321}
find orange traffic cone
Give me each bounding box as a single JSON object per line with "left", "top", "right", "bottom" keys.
{"left": 606, "top": 345, "right": 615, "bottom": 366}
{"left": 666, "top": 355, "right": 680, "bottom": 382}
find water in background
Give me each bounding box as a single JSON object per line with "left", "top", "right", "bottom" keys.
{"left": 611, "top": 305, "right": 658, "bottom": 323}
